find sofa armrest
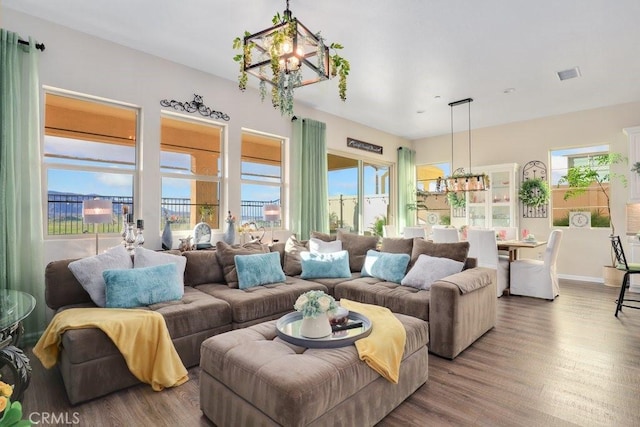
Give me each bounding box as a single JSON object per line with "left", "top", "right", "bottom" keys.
{"left": 428, "top": 267, "right": 497, "bottom": 359}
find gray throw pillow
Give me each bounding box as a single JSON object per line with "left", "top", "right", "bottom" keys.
{"left": 401, "top": 254, "right": 464, "bottom": 290}
{"left": 68, "top": 245, "right": 133, "bottom": 307}
{"left": 336, "top": 231, "right": 379, "bottom": 272}
{"left": 134, "top": 246, "right": 187, "bottom": 287}
{"left": 215, "top": 241, "right": 268, "bottom": 288}
{"left": 283, "top": 235, "right": 308, "bottom": 276}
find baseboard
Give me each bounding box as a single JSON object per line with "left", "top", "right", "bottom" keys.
{"left": 558, "top": 274, "right": 640, "bottom": 293}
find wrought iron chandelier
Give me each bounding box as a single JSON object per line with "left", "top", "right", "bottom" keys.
{"left": 445, "top": 98, "right": 488, "bottom": 192}
{"left": 233, "top": 0, "right": 349, "bottom": 117}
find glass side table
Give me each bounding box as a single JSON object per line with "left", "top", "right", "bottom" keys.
{"left": 0, "top": 290, "right": 36, "bottom": 402}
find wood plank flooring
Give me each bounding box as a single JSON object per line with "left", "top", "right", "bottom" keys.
{"left": 21, "top": 280, "right": 640, "bottom": 426}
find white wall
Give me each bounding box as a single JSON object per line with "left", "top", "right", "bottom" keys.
{"left": 412, "top": 102, "right": 640, "bottom": 281}
{"left": 2, "top": 8, "right": 408, "bottom": 263}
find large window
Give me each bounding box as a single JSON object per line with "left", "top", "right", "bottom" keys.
{"left": 44, "top": 91, "right": 138, "bottom": 236}
{"left": 160, "top": 115, "right": 222, "bottom": 231}
{"left": 416, "top": 162, "right": 451, "bottom": 225}
{"left": 240, "top": 130, "right": 283, "bottom": 229}
{"left": 327, "top": 153, "right": 391, "bottom": 235}
{"left": 551, "top": 144, "right": 610, "bottom": 227}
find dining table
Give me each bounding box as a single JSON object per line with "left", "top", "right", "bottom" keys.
{"left": 497, "top": 239, "right": 548, "bottom": 262}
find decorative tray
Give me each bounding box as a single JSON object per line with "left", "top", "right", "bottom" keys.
{"left": 276, "top": 311, "right": 372, "bottom": 349}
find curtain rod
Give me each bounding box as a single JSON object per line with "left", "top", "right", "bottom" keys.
{"left": 18, "top": 39, "right": 45, "bottom": 51}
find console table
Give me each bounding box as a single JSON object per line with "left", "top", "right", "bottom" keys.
{"left": 0, "top": 290, "right": 35, "bottom": 401}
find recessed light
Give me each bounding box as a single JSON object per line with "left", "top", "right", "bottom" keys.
{"left": 503, "top": 88, "right": 515, "bottom": 94}
{"left": 434, "top": 95, "right": 441, "bottom": 100}
{"left": 417, "top": 110, "right": 425, "bottom": 114}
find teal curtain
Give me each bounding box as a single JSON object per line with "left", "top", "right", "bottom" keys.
{"left": 290, "top": 118, "right": 328, "bottom": 240}
{"left": 0, "top": 30, "right": 46, "bottom": 344}
{"left": 397, "top": 147, "right": 416, "bottom": 230}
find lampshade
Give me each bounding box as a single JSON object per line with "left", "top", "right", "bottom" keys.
{"left": 83, "top": 199, "right": 113, "bottom": 224}
{"left": 263, "top": 204, "right": 281, "bottom": 222}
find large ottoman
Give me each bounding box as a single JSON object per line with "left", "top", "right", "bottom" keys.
{"left": 199, "top": 313, "right": 429, "bottom": 427}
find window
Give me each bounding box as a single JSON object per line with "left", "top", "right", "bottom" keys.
{"left": 44, "top": 91, "right": 138, "bottom": 236}
{"left": 160, "top": 115, "right": 222, "bottom": 231}
{"left": 327, "top": 153, "right": 391, "bottom": 235}
{"left": 551, "top": 144, "right": 610, "bottom": 227}
{"left": 240, "top": 130, "right": 284, "bottom": 229}
{"left": 416, "top": 162, "right": 450, "bottom": 225}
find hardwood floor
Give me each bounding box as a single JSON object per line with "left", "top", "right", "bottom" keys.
{"left": 21, "top": 280, "right": 640, "bottom": 426}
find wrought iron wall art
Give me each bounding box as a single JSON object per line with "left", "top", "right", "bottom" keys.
{"left": 521, "top": 160, "right": 548, "bottom": 218}
{"left": 160, "top": 94, "right": 230, "bottom": 121}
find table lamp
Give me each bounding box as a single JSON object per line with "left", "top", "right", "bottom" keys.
{"left": 263, "top": 204, "right": 281, "bottom": 243}
{"left": 83, "top": 199, "right": 113, "bottom": 254}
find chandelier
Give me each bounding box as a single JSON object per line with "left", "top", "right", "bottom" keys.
{"left": 233, "top": 0, "right": 349, "bottom": 117}
{"left": 444, "top": 98, "right": 488, "bottom": 192}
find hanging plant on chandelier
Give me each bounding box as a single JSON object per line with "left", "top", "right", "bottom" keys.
{"left": 233, "top": 0, "right": 350, "bottom": 117}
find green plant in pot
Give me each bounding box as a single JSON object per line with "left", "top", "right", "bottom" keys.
{"left": 557, "top": 153, "right": 627, "bottom": 285}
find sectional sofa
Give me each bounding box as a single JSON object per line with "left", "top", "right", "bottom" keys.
{"left": 43, "top": 233, "right": 496, "bottom": 404}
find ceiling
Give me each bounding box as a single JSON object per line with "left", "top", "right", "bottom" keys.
{"left": 5, "top": 0, "right": 640, "bottom": 139}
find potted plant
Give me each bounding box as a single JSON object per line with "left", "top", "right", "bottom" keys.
{"left": 557, "top": 153, "right": 627, "bottom": 286}
{"left": 518, "top": 177, "right": 550, "bottom": 208}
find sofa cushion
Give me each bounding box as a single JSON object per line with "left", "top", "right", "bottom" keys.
{"left": 182, "top": 250, "right": 225, "bottom": 286}
{"left": 300, "top": 273, "right": 361, "bottom": 296}
{"left": 361, "top": 250, "right": 411, "bottom": 284}
{"left": 310, "top": 231, "right": 336, "bottom": 242}
{"left": 235, "top": 252, "right": 286, "bottom": 290}
{"left": 215, "top": 241, "right": 268, "bottom": 288}
{"left": 336, "top": 231, "right": 379, "bottom": 272}
{"left": 103, "top": 263, "right": 183, "bottom": 308}
{"left": 282, "top": 236, "right": 307, "bottom": 276}
{"left": 410, "top": 239, "right": 469, "bottom": 267}
{"left": 300, "top": 250, "right": 351, "bottom": 279}
{"left": 134, "top": 247, "right": 187, "bottom": 286}
{"left": 401, "top": 254, "right": 464, "bottom": 290}
{"left": 196, "top": 278, "right": 329, "bottom": 325}
{"left": 380, "top": 238, "right": 413, "bottom": 255}
{"left": 68, "top": 245, "right": 133, "bottom": 307}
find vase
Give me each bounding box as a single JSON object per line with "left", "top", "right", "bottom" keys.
{"left": 299, "top": 313, "right": 332, "bottom": 338}
{"left": 162, "top": 221, "right": 173, "bottom": 250}
{"left": 223, "top": 221, "right": 235, "bottom": 245}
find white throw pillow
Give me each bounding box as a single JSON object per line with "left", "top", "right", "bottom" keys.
{"left": 134, "top": 247, "right": 187, "bottom": 286}
{"left": 400, "top": 254, "right": 464, "bottom": 290}
{"left": 309, "top": 237, "right": 343, "bottom": 254}
{"left": 68, "top": 245, "right": 133, "bottom": 307}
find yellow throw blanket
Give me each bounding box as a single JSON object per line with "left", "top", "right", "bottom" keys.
{"left": 339, "top": 299, "right": 406, "bottom": 384}
{"left": 33, "top": 308, "right": 188, "bottom": 391}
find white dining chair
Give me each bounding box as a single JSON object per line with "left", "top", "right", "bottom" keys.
{"left": 431, "top": 227, "right": 459, "bottom": 243}
{"left": 403, "top": 226, "right": 426, "bottom": 239}
{"left": 510, "top": 229, "right": 563, "bottom": 300}
{"left": 467, "top": 229, "right": 510, "bottom": 297}
{"left": 383, "top": 225, "right": 398, "bottom": 238}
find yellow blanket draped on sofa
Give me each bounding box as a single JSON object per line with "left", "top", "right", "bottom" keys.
{"left": 33, "top": 308, "right": 188, "bottom": 391}
{"left": 339, "top": 299, "right": 406, "bottom": 384}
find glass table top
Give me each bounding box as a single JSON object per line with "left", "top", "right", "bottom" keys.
{"left": 0, "top": 290, "right": 36, "bottom": 331}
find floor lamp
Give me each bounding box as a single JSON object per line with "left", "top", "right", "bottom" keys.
{"left": 263, "top": 204, "right": 281, "bottom": 244}
{"left": 83, "top": 199, "right": 113, "bottom": 254}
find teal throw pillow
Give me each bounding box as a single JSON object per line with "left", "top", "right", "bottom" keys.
{"left": 103, "top": 263, "right": 183, "bottom": 308}
{"left": 234, "top": 252, "right": 286, "bottom": 290}
{"left": 361, "top": 250, "right": 411, "bottom": 284}
{"left": 300, "top": 250, "right": 351, "bottom": 279}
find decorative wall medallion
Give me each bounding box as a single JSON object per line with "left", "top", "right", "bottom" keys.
{"left": 160, "top": 94, "right": 230, "bottom": 121}
{"left": 569, "top": 211, "right": 591, "bottom": 228}
{"left": 426, "top": 212, "right": 440, "bottom": 225}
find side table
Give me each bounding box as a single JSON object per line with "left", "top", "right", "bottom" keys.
{"left": 0, "top": 290, "right": 35, "bottom": 402}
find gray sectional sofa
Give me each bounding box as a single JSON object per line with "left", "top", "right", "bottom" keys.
{"left": 43, "top": 233, "right": 496, "bottom": 404}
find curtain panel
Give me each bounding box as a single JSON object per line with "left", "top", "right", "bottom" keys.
{"left": 290, "top": 118, "right": 328, "bottom": 240}
{"left": 0, "top": 29, "right": 46, "bottom": 343}
{"left": 397, "top": 147, "right": 416, "bottom": 231}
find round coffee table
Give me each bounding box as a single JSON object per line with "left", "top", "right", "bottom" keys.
{"left": 0, "top": 290, "right": 36, "bottom": 401}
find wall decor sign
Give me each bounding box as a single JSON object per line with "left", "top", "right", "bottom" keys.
{"left": 160, "top": 94, "right": 230, "bottom": 121}
{"left": 346, "top": 138, "right": 383, "bottom": 155}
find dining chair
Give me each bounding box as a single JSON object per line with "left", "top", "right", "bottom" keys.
{"left": 431, "top": 227, "right": 459, "bottom": 243}
{"left": 510, "top": 229, "right": 563, "bottom": 300}
{"left": 610, "top": 235, "right": 640, "bottom": 317}
{"left": 402, "top": 226, "right": 426, "bottom": 239}
{"left": 383, "top": 225, "right": 398, "bottom": 238}
{"left": 467, "top": 229, "right": 510, "bottom": 297}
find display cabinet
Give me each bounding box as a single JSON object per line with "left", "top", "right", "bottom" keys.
{"left": 465, "top": 163, "right": 519, "bottom": 229}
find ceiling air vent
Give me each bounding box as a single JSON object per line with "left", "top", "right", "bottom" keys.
{"left": 557, "top": 67, "right": 581, "bottom": 81}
